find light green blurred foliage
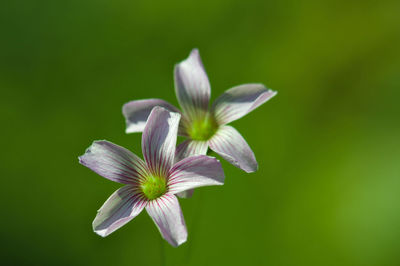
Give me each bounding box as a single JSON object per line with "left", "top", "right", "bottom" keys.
{"left": 1, "top": 0, "right": 399, "bottom": 265}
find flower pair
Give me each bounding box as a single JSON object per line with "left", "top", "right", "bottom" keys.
{"left": 79, "top": 49, "right": 276, "bottom": 247}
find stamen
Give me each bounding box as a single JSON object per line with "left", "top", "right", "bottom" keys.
{"left": 140, "top": 175, "right": 167, "bottom": 200}
{"left": 188, "top": 113, "right": 218, "bottom": 141}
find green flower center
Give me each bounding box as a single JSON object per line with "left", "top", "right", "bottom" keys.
{"left": 140, "top": 175, "right": 167, "bottom": 200}
{"left": 188, "top": 114, "right": 219, "bottom": 141}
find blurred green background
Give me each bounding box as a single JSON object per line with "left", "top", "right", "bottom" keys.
{"left": 1, "top": 0, "right": 400, "bottom": 265}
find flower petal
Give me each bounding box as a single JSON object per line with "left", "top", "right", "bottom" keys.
{"left": 142, "top": 107, "right": 181, "bottom": 176}
{"left": 79, "top": 140, "right": 148, "bottom": 184}
{"left": 174, "top": 49, "right": 211, "bottom": 118}
{"left": 122, "top": 99, "right": 180, "bottom": 133}
{"left": 168, "top": 155, "right": 224, "bottom": 194}
{"left": 174, "top": 140, "right": 209, "bottom": 198}
{"left": 93, "top": 185, "right": 147, "bottom": 237}
{"left": 175, "top": 140, "right": 208, "bottom": 163}
{"left": 146, "top": 194, "right": 187, "bottom": 247}
{"left": 208, "top": 125, "right": 258, "bottom": 173}
{"left": 212, "top": 84, "right": 277, "bottom": 125}
{"left": 176, "top": 189, "right": 194, "bottom": 198}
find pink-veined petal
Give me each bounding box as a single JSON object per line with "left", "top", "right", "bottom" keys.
{"left": 146, "top": 194, "right": 187, "bottom": 247}
{"left": 177, "top": 113, "right": 191, "bottom": 137}
{"left": 122, "top": 99, "right": 180, "bottom": 133}
{"left": 79, "top": 140, "right": 148, "bottom": 184}
{"left": 142, "top": 107, "right": 180, "bottom": 176}
{"left": 176, "top": 189, "right": 194, "bottom": 199}
{"left": 212, "top": 84, "right": 277, "bottom": 125}
{"left": 93, "top": 185, "right": 147, "bottom": 237}
{"left": 209, "top": 125, "right": 258, "bottom": 173}
{"left": 168, "top": 155, "right": 224, "bottom": 194}
{"left": 175, "top": 140, "right": 208, "bottom": 163}
{"left": 174, "top": 49, "right": 211, "bottom": 119}
{"left": 174, "top": 140, "right": 209, "bottom": 198}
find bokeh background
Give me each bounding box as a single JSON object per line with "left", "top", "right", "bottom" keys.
{"left": 1, "top": 0, "right": 400, "bottom": 265}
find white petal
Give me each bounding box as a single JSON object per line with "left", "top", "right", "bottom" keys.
{"left": 176, "top": 189, "right": 194, "bottom": 198}
{"left": 212, "top": 84, "right": 277, "bottom": 125}
{"left": 175, "top": 140, "right": 208, "bottom": 163}
{"left": 168, "top": 155, "right": 224, "bottom": 194}
{"left": 93, "top": 186, "right": 147, "bottom": 237}
{"left": 122, "top": 99, "right": 180, "bottom": 133}
{"left": 209, "top": 125, "right": 258, "bottom": 173}
{"left": 174, "top": 49, "right": 211, "bottom": 119}
{"left": 142, "top": 107, "right": 181, "bottom": 176}
{"left": 146, "top": 194, "right": 187, "bottom": 247}
{"left": 79, "top": 140, "right": 148, "bottom": 184}
{"left": 174, "top": 140, "right": 209, "bottom": 198}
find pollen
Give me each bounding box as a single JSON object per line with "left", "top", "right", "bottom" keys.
{"left": 140, "top": 175, "right": 167, "bottom": 200}
{"left": 188, "top": 114, "right": 219, "bottom": 141}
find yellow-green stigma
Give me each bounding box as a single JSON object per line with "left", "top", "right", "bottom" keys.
{"left": 140, "top": 175, "right": 167, "bottom": 200}
{"left": 188, "top": 114, "right": 218, "bottom": 141}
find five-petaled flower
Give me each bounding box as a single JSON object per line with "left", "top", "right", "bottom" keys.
{"left": 79, "top": 107, "right": 224, "bottom": 246}
{"left": 123, "top": 49, "right": 277, "bottom": 185}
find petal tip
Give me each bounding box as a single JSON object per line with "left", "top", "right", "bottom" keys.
{"left": 93, "top": 221, "right": 110, "bottom": 237}
{"left": 189, "top": 48, "right": 199, "bottom": 57}
{"left": 175, "top": 237, "right": 187, "bottom": 247}
{"left": 93, "top": 228, "right": 109, "bottom": 238}
{"left": 169, "top": 230, "right": 188, "bottom": 247}
{"left": 121, "top": 102, "right": 129, "bottom": 116}
{"left": 242, "top": 161, "right": 258, "bottom": 173}
{"left": 267, "top": 89, "right": 278, "bottom": 97}
{"left": 125, "top": 126, "right": 137, "bottom": 134}
{"left": 78, "top": 143, "right": 96, "bottom": 166}
{"left": 78, "top": 155, "right": 85, "bottom": 165}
